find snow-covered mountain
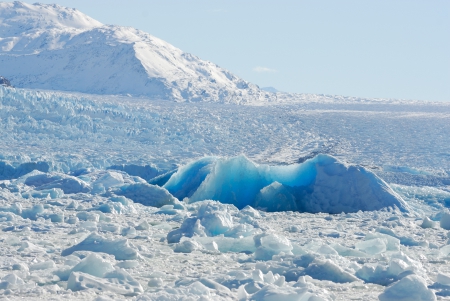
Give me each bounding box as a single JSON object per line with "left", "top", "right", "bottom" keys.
{"left": 0, "top": 1, "right": 272, "bottom": 103}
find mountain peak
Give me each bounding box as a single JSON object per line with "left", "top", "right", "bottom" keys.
{"left": 0, "top": 1, "right": 102, "bottom": 35}
{"left": 0, "top": 1, "right": 273, "bottom": 103}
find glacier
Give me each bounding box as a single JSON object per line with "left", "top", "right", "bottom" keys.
{"left": 0, "top": 86, "right": 449, "bottom": 299}
{"left": 1, "top": 2, "right": 450, "bottom": 300}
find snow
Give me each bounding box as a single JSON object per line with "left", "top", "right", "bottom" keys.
{"left": 0, "top": 2, "right": 270, "bottom": 103}
{"left": 1, "top": 2, "right": 450, "bottom": 300}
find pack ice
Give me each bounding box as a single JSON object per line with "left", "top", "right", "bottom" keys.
{"left": 1, "top": 133, "right": 449, "bottom": 300}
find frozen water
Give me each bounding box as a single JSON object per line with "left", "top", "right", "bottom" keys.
{"left": 0, "top": 60, "right": 449, "bottom": 300}
{"left": 378, "top": 275, "right": 436, "bottom": 301}
{"left": 302, "top": 259, "right": 359, "bottom": 283}
{"left": 169, "top": 154, "right": 408, "bottom": 213}
{"left": 254, "top": 233, "right": 293, "bottom": 260}
{"left": 61, "top": 233, "right": 139, "bottom": 260}
{"left": 439, "top": 210, "right": 450, "bottom": 230}
{"left": 71, "top": 253, "right": 115, "bottom": 278}
{"left": 115, "top": 182, "right": 179, "bottom": 208}
{"left": 67, "top": 269, "right": 143, "bottom": 296}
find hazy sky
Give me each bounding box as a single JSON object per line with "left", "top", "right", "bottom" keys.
{"left": 22, "top": 0, "right": 450, "bottom": 101}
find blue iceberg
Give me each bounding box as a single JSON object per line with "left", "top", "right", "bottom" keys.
{"left": 164, "top": 154, "right": 408, "bottom": 213}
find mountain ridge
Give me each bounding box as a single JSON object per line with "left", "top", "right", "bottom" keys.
{"left": 0, "top": 1, "right": 273, "bottom": 103}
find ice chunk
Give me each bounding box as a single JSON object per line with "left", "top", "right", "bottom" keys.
{"left": 0, "top": 161, "right": 49, "bottom": 180}
{"left": 121, "top": 226, "right": 137, "bottom": 237}
{"left": 174, "top": 239, "right": 202, "bottom": 253}
{"left": 250, "top": 284, "right": 330, "bottom": 301}
{"left": 440, "top": 211, "right": 450, "bottom": 230}
{"left": 12, "top": 263, "right": 29, "bottom": 271}
{"left": 135, "top": 220, "right": 150, "bottom": 230}
{"left": 108, "top": 164, "right": 159, "bottom": 182}
{"left": 421, "top": 217, "right": 437, "bottom": 229}
{"left": 99, "top": 223, "right": 121, "bottom": 234}
{"left": 355, "top": 238, "right": 386, "bottom": 255}
{"left": 21, "top": 204, "right": 44, "bottom": 220}
{"left": 186, "top": 281, "right": 211, "bottom": 296}
{"left": 439, "top": 245, "right": 450, "bottom": 257}
{"left": 167, "top": 201, "right": 233, "bottom": 243}
{"left": 67, "top": 268, "right": 143, "bottom": 296}
{"left": 148, "top": 278, "right": 164, "bottom": 287}
{"left": 317, "top": 244, "right": 339, "bottom": 255}
{"left": 195, "top": 236, "right": 256, "bottom": 253}
{"left": 378, "top": 275, "right": 436, "bottom": 301}
{"left": 198, "top": 278, "right": 230, "bottom": 293}
{"left": 25, "top": 173, "right": 90, "bottom": 194}
{"left": 254, "top": 233, "right": 293, "bottom": 260}
{"left": 116, "top": 260, "right": 139, "bottom": 269}
{"left": 155, "top": 205, "right": 178, "bottom": 215}
{"left": 365, "top": 233, "right": 400, "bottom": 251}
{"left": 167, "top": 155, "right": 408, "bottom": 213}
{"left": 196, "top": 201, "right": 234, "bottom": 236}
{"left": 303, "top": 259, "right": 359, "bottom": 283}
{"left": 93, "top": 171, "right": 124, "bottom": 189}
{"left": 436, "top": 272, "right": 450, "bottom": 286}
{"left": 356, "top": 258, "right": 416, "bottom": 286}
{"left": 330, "top": 244, "right": 368, "bottom": 257}
{"left": 387, "top": 259, "right": 410, "bottom": 277}
{"left": 0, "top": 274, "right": 25, "bottom": 289}
{"left": 30, "top": 260, "right": 56, "bottom": 271}
{"left": 115, "top": 183, "right": 178, "bottom": 208}
{"left": 71, "top": 253, "right": 115, "bottom": 277}
{"left": 239, "top": 205, "right": 261, "bottom": 219}
{"left": 22, "top": 188, "right": 64, "bottom": 199}
{"left": 77, "top": 211, "right": 100, "bottom": 222}
{"left": 49, "top": 213, "right": 64, "bottom": 223}
{"left": 61, "top": 233, "right": 138, "bottom": 260}
{"left": 167, "top": 218, "right": 206, "bottom": 243}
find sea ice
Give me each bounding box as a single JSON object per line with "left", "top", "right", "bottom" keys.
{"left": 61, "top": 233, "right": 139, "bottom": 260}
{"left": 439, "top": 210, "right": 450, "bottom": 230}
{"left": 71, "top": 253, "right": 115, "bottom": 278}
{"left": 67, "top": 268, "right": 143, "bottom": 296}
{"left": 302, "top": 259, "right": 359, "bottom": 283}
{"left": 355, "top": 238, "right": 387, "bottom": 255}
{"left": 378, "top": 274, "right": 436, "bottom": 301}
{"left": 115, "top": 183, "right": 179, "bottom": 208}
{"left": 254, "top": 233, "right": 293, "bottom": 260}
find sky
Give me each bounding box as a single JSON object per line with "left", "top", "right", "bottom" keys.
{"left": 21, "top": 0, "right": 450, "bottom": 101}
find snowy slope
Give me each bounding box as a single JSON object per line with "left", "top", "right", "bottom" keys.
{"left": 0, "top": 1, "right": 272, "bottom": 103}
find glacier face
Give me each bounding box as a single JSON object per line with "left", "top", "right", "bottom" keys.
{"left": 0, "top": 2, "right": 271, "bottom": 103}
